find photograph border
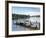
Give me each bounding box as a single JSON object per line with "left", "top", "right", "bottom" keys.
{"left": 5, "top": 1, "right": 45, "bottom": 37}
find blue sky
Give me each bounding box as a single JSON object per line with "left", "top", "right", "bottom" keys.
{"left": 12, "top": 7, "right": 40, "bottom": 15}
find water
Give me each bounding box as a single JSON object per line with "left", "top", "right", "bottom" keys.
{"left": 12, "top": 17, "right": 40, "bottom": 31}
{"left": 12, "top": 20, "right": 29, "bottom": 31}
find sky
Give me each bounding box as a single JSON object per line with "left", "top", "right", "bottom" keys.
{"left": 12, "top": 7, "right": 40, "bottom": 15}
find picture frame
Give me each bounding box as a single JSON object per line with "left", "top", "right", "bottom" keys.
{"left": 5, "top": 1, "right": 45, "bottom": 37}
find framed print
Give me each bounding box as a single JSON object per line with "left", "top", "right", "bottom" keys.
{"left": 5, "top": 1, "right": 45, "bottom": 37}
